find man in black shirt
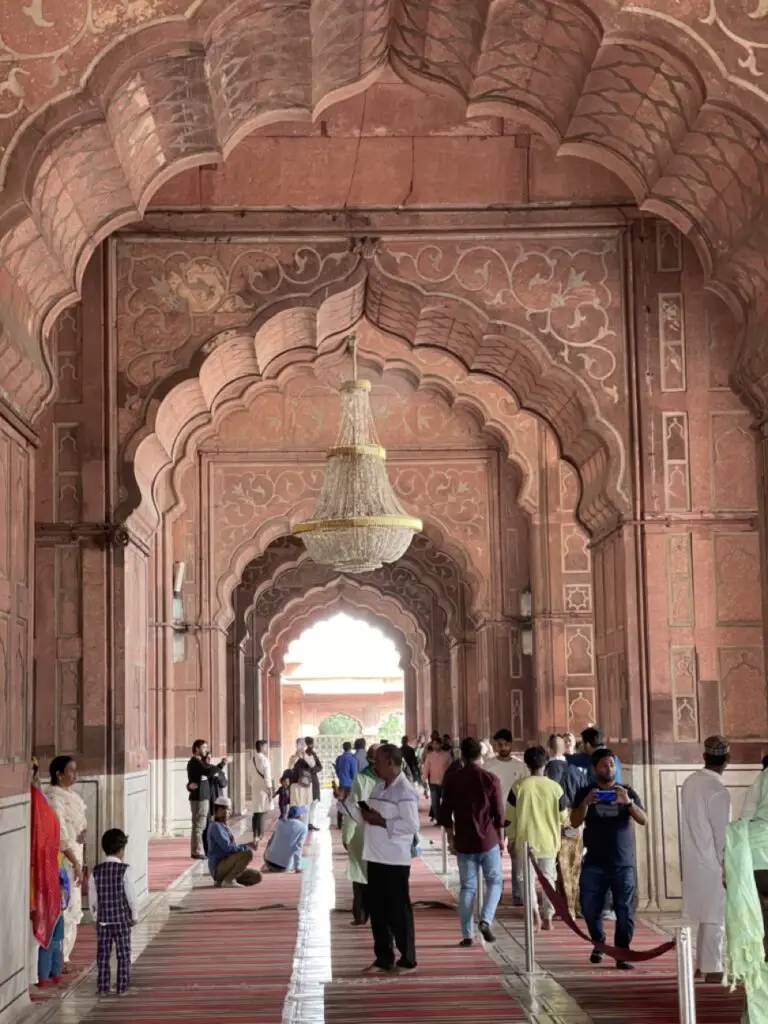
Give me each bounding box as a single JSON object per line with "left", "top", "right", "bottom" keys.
{"left": 187, "top": 739, "right": 228, "bottom": 859}
{"left": 571, "top": 748, "right": 647, "bottom": 970}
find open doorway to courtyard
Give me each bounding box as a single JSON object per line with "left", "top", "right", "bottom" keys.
{"left": 281, "top": 612, "right": 405, "bottom": 785}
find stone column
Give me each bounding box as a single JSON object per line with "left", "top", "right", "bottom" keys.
{"left": 33, "top": 255, "right": 152, "bottom": 899}
{"left": 0, "top": 404, "right": 35, "bottom": 1012}
{"left": 225, "top": 625, "right": 247, "bottom": 814}
{"left": 449, "top": 638, "right": 477, "bottom": 737}
{"left": 404, "top": 663, "right": 419, "bottom": 738}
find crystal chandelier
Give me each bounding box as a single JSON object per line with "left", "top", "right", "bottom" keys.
{"left": 294, "top": 337, "right": 422, "bottom": 573}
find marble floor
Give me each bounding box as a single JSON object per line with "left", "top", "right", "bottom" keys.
{"left": 14, "top": 810, "right": 746, "bottom": 1024}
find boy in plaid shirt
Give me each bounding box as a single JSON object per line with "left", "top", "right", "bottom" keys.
{"left": 88, "top": 828, "right": 138, "bottom": 996}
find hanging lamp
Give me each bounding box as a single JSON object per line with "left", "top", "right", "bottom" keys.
{"left": 294, "top": 335, "right": 422, "bottom": 573}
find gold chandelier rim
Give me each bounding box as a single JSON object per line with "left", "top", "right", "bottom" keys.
{"left": 324, "top": 444, "right": 386, "bottom": 459}
{"left": 340, "top": 379, "right": 371, "bottom": 392}
{"left": 294, "top": 514, "right": 423, "bottom": 535}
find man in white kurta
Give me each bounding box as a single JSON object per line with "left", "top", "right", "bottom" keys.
{"left": 680, "top": 735, "right": 732, "bottom": 981}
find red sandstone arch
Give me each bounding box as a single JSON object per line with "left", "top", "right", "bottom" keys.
{"left": 3, "top": 1, "right": 768, "bottom": 424}
{"left": 128, "top": 279, "right": 618, "bottom": 556}
{"left": 243, "top": 547, "right": 449, "bottom": 651}
{"left": 260, "top": 579, "right": 429, "bottom": 681}
{"left": 144, "top": 337, "right": 540, "bottom": 531}
{"left": 217, "top": 511, "right": 482, "bottom": 634}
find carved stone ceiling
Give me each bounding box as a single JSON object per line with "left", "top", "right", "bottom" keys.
{"left": 5, "top": 0, "right": 768, "bottom": 420}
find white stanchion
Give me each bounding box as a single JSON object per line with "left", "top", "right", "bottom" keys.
{"left": 522, "top": 842, "right": 535, "bottom": 973}
{"left": 675, "top": 925, "right": 697, "bottom": 1024}
{"left": 441, "top": 828, "right": 449, "bottom": 874}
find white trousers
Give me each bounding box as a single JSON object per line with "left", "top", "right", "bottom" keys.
{"left": 307, "top": 801, "right": 320, "bottom": 827}
{"left": 695, "top": 921, "right": 725, "bottom": 974}
{"left": 63, "top": 862, "right": 83, "bottom": 961}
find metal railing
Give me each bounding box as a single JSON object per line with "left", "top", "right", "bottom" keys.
{"left": 522, "top": 841, "right": 536, "bottom": 972}
{"left": 518, "top": 846, "right": 698, "bottom": 1023}
{"left": 674, "top": 925, "right": 697, "bottom": 1024}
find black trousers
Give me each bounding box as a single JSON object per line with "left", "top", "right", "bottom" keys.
{"left": 366, "top": 861, "right": 416, "bottom": 968}
{"left": 352, "top": 881, "right": 369, "bottom": 924}
{"left": 252, "top": 812, "right": 266, "bottom": 839}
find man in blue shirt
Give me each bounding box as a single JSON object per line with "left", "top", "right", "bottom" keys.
{"left": 263, "top": 807, "right": 309, "bottom": 873}
{"left": 567, "top": 728, "right": 623, "bottom": 784}
{"left": 206, "top": 797, "right": 260, "bottom": 887}
{"left": 335, "top": 742, "right": 359, "bottom": 829}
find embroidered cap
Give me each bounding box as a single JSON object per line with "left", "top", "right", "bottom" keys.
{"left": 704, "top": 735, "right": 730, "bottom": 757}
{"left": 214, "top": 796, "right": 232, "bottom": 808}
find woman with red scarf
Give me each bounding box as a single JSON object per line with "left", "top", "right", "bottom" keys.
{"left": 29, "top": 759, "right": 62, "bottom": 953}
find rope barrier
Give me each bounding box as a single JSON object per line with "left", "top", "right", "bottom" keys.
{"left": 527, "top": 850, "right": 675, "bottom": 963}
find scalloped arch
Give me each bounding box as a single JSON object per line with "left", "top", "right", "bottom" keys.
{"left": 128, "top": 278, "right": 617, "bottom": 561}
{"left": 215, "top": 509, "right": 483, "bottom": 633}
{"left": 261, "top": 578, "right": 428, "bottom": 680}
{"left": 242, "top": 543, "right": 457, "bottom": 650}
{"left": 4, "top": 1, "right": 768, "bottom": 425}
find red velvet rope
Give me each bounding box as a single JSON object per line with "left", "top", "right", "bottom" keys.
{"left": 527, "top": 850, "right": 675, "bottom": 962}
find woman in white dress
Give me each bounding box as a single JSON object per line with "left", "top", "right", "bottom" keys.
{"left": 249, "top": 740, "right": 274, "bottom": 841}
{"left": 45, "top": 756, "right": 88, "bottom": 968}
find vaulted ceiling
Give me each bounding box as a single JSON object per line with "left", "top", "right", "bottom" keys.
{"left": 4, "top": 1, "right": 768, "bottom": 420}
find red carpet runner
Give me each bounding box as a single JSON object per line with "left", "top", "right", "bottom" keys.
{"left": 324, "top": 827, "right": 530, "bottom": 1023}
{"left": 28, "top": 808, "right": 750, "bottom": 1023}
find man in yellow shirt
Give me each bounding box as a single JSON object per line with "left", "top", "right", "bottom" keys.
{"left": 507, "top": 746, "right": 569, "bottom": 930}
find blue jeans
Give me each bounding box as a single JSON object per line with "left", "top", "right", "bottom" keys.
{"left": 457, "top": 846, "right": 504, "bottom": 939}
{"left": 580, "top": 863, "right": 636, "bottom": 951}
{"left": 38, "top": 915, "right": 64, "bottom": 982}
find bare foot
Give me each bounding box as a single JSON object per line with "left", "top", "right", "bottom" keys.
{"left": 533, "top": 912, "right": 542, "bottom": 932}
{"left": 542, "top": 918, "right": 554, "bottom": 932}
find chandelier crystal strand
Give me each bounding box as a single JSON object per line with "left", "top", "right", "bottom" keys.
{"left": 294, "top": 368, "right": 422, "bottom": 572}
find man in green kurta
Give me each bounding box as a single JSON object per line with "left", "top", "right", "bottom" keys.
{"left": 342, "top": 744, "right": 379, "bottom": 925}
{"left": 725, "top": 766, "right": 768, "bottom": 1023}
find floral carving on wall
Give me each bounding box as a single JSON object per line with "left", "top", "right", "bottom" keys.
{"left": 377, "top": 238, "right": 623, "bottom": 404}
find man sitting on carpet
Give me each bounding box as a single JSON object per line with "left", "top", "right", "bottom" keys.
{"left": 263, "top": 807, "right": 308, "bottom": 874}
{"left": 206, "top": 797, "right": 261, "bottom": 887}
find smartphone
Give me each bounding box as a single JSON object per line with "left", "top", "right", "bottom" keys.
{"left": 595, "top": 789, "right": 617, "bottom": 804}
{"left": 358, "top": 801, "right": 371, "bottom": 812}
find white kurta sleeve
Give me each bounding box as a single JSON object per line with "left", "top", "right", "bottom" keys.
{"left": 710, "top": 788, "right": 732, "bottom": 866}
{"left": 88, "top": 879, "right": 98, "bottom": 920}
{"left": 123, "top": 865, "right": 138, "bottom": 923}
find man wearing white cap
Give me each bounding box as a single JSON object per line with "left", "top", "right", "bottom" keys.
{"left": 680, "top": 735, "right": 732, "bottom": 982}
{"left": 206, "top": 797, "right": 261, "bottom": 887}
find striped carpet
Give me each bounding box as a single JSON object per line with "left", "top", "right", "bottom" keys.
{"left": 147, "top": 837, "right": 195, "bottom": 891}
{"left": 27, "top": 803, "right": 751, "bottom": 1023}
{"left": 324, "top": 825, "right": 529, "bottom": 1022}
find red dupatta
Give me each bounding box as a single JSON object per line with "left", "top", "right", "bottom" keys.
{"left": 29, "top": 784, "right": 61, "bottom": 948}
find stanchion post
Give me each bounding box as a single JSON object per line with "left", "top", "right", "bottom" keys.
{"left": 441, "top": 828, "right": 448, "bottom": 875}
{"left": 675, "top": 925, "right": 697, "bottom": 1024}
{"left": 522, "top": 842, "right": 535, "bottom": 973}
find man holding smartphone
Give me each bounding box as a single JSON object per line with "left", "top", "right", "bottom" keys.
{"left": 571, "top": 748, "right": 647, "bottom": 970}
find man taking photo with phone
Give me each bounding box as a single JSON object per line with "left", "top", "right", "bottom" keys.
{"left": 571, "top": 748, "right": 647, "bottom": 970}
